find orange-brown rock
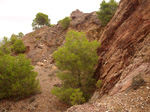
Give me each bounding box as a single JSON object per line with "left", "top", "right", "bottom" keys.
{"left": 69, "top": 9, "right": 102, "bottom": 41}
{"left": 21, "top": 24, "right": 66, "bottom": 64}
{"left": 95, "top": 0, "right": 150, "bottom": 95}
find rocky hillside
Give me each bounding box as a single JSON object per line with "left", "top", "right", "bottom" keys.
{"left": 20, "top": 0, "right": 150, "bottom": 111}
{"left": 96, "top": 0, "right": 150, "bottom": 96}
{"left": 22, "top": 9, "right": 101, "bottom": 64}
{"left": 67, "top": 0, "right": 150, "bottom": 111}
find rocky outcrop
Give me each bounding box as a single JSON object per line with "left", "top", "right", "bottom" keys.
{"left": 69, "top": 9, "right": 102, "bottom": 41}
{"left": 95, "top": 0, "right": 150, "bottom": 96}
{"left": 22, "top": 9, "right": 102, "bottom": 64}
{"left": 22, "top": 25, "right": 65, "bottom": 64}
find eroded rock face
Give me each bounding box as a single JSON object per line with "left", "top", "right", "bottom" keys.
{"left": 66, "top": 0, "right": 150, "bottom": 111}
{"left": 22, "top": 9, "right": 102, "bottom": 64}
{"left": 95, "top": 0, "right": 150, "bottom": 95}
{"left": 22, "top": 25, "right": 65, "bottom": 64}
{"left": 69, "top": 9, "right": 102, "bottom": 41}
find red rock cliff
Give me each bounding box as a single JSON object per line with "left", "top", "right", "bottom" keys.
{"left": 95, "top": 0, "right": 150, "bottom": 95}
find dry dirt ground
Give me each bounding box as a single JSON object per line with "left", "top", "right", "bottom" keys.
{"left": 0, "top": 65, "right": 69, "bottom": 112}
{"left": 67, "top": 73, "right": 150, "bottom": 112}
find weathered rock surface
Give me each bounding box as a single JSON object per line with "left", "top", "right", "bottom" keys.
{"left": 22, "top": 25, "right": 65, "bottom": 64}
{"left": 22, "top": 9, "right": 101, "bottom": 64}
{"left": 67, "top": 0, "right": 150, "bottom": 111}
{"left": 69, "top": 9, "right": 102, "bottom": 41}
{"left": 96, "top": 0, "right": 150, "bottom": 96}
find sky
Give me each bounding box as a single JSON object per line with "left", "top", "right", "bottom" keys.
{"left": 0, "top": 0, "right": 120, "bottom": 40}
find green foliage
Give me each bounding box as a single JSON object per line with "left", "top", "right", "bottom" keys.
{"left": 51, "top": 87, "right": 85, "bottom": 105}
{"left": 131, "top": 75, "right": 145, "bottom": 90}
{"left": 52, "top": 30, "right": 100, "bottom": 105}
{"left": 10, "top": 34, "right": 18, "bottom": 44}
{"left": 18, "top": 32, "right": 24, "bottom": 39}
{"left": 51, "top": 87, "right": 74, "bottom": 104}
{"left": 0, "top": 33, "right": 26, "bottom": 54}
{"left": 0, "top": 54, "right": 40, "bottom": 99}
{"left": 59, "top": 17, "right": 71, "bottom": 30}
{"left": 70, "top": 89, "right": 85, "bottom": 105}
{"left": 10, "top": 32, "right": 24, "bottom": 44}
{"left": 97, "top": 0, "right": 118, "bottom": 26}
{"left": 0, "top": 37, "right": 11, "bottom": 56}
{"left": 12, "top": 39, "right": 26, "bottom": 53}
{"left": 32, "top": 12, "right": 51, "bottom": 30}
{"left": 96, "top": 80, "right": 102, "bottom": 88}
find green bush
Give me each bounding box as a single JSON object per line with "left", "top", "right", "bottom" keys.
{"left": 51, "top": 87, "right": 74, "bottom": 104}
{"left": 10, "top": 34, "right": 18, "bottom": 44}
{"left": 97, "top": 0, "right": 118, "bottom": 26}
{"left": 51, "top": 30, "right": 100, "bottom": 105}
{"left": 0, "top": 37, "right": 11, "bottom": 56}
{"left": 59, "top": 17, "right": 71, "bottom": 30}
{"left": 0, "top": 54, "right": 40, "bottom": 99}
{"left": 70, "top": 89, "right": 85, "bottom": 105}
{"left": 12, "top": 39, "right": 26, "bottom": 53}
{"left": 96, "top": 80, "right": 102, "bottom": 88}
{"left": 51, "top": 87, "right": 85, "bottom": 105}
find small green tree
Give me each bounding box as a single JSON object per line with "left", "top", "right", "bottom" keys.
{"left": 97, "top": 0, "right": 118, "bottom": 26}
{"left": 59, "top": 17, "right": 71, "bottom": 30}
{"left": 0, "top": 37, "right": 11, "bottom": 56}
{"left": 0, "top": 54, "right": 40, "bottom": 99}
{"left": 51, "top": 30, "right": 100, "bottom": 105}
{"left": 12, "top": 39, "right": 26, "bottom": 53}
{"left": 10, "top": 34, "right": 18, "bottom": 44}
{"left": 18, "top": 32, "right": 24, "bottom": 39}
{"left": 32, "top": 12, "right": 50, "bottom": 30}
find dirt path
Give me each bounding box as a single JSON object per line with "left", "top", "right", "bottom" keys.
{"left": 0, "top": 65, "right": 69, "bottom": 112}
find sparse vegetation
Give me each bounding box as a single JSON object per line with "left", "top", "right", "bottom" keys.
{"left": 59, "top": 17, "right": 71, "bottom": 30}
{"left": 96, "top": 80, "right": 102, "bottom": 88}
{"left": 97, "top": 0, "right": 118, "bottom": 26}
{"left": 0, "top": 54, "right": 40, "bottom": 100}
{"left": 51, "top": 30, "right": 100, "bottom": 105}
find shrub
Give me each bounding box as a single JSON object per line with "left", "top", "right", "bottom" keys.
{"left": 131, "top": 75, "right": 145, "bottom": 90}
{"left": 70, "top": 89, "right": 85, "bottom": 105}
{"left": 96, "top": 80, "right": 102, "bottom": 88}
{"left": 97, "top": 0, "right": 118, "bottom": 26}
{"left": 51, "top": 87, "right": 74, "bottom": 104}
{"left": 52, "top": 30, "right": 100, "bottom": 105}
{"left": 51, "top": 87, "right": 85, "bottom": 105}
{"left": 0, "top": 37, "right": 11, "bottom": 56}
{"left": 59, "top": 17, "right": 71, "bottom": 30}
{"left": 10, "top": 34, "right": 18, "bottom": 44}
{"left": 12, "top": 39, "right": 26, "bottom": 53}
{"left": 0, "top": 54, "right": 40, "bottom": 99}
